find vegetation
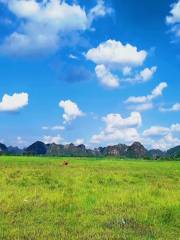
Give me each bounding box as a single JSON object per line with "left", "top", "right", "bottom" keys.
{"left": 0, "top": 156, "right": 179, "bottom": 240}
{"left": 3, "top": 141, "right": 180, "bottom": 159}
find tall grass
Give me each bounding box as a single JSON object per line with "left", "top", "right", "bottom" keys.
{"left": 0, "top": 156, "right": 179, "bottom": 240}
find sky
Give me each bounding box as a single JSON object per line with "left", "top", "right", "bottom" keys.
{"left": 0, "top": 0, "right": 180, "bottom": 150}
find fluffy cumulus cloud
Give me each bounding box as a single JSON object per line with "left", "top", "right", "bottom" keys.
{"left": 125, "top": 82, "right": 168, "bottom": 111}
{"left": 143, "top": 123, "right": 180, "bottom": 137}
{"left": 86, "top": 39, "right": 147, "bottom": 67}
{"left": 126, "top": 66, "right": 157, "bottom": 83}
{"left": 166, "top": 0, "right": 180, "bottom": 37}
{"left": 91, "top": 112, "right": 141, "bottom": 144}
{"left": 160, "top": 103, "right": 180, "bottom": 112}
{"left": 0, "top": 0, "right": 110, "bottom": 56}
{"left": 0, "top": 92, "right": 28, "bottom": 112}
{"left": 138, "top": 66, "right": 157, "bottom": 82}
{"left": 86, "top": 39, "right": 157, "bottom": 88}
{"left": 142, "top": 123, "right": 180, "bottom": 150}
{"left": 59, "top": 100, "right": 84, "bottom": 123}
{"left": 43, "top": 134, "right": 63, "bottom": 144}
{"left": 143, "top": 126, "right": 170, "bottom": 137}
{"left": 151, "top": 134, "right": 180, "bottom": 151}
{"left": 90, "top": 110, "right": 180, "bottom": 150}
{"left": 95, "top": 64, "right": 119, "bottom": 88}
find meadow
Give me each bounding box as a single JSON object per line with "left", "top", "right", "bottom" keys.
{"left": 0, "top": 156, "right": 179, "bottom": 240}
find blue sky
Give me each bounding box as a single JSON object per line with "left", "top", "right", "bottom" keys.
{"left": 0, "top": 0, "right": 180, "bottom": 150}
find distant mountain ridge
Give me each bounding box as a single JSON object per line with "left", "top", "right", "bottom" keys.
{"left": 0, "top": 143, "right": 8, "bottom": 153}
{"left": 167, "top": 145, "right": 180, "bottom": 158}
{"left": 0, "top": 141, "right": 180, "bottom": 159}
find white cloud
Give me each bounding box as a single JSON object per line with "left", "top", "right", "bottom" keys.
{"left": 171, "top": 123, "right": 180, "bottom": 132}
{"left": 0, "top": 92, "right": 28, "bottom": 112}
{"left": 51, "top": 125, "right": 65, "bottom": 131}
{"left": 74, "top": 138, "right": 85, "bottom": 145}
{"left": 69, "top": 54, "right": 78, "bottom": 59}
{"left": 88, "top": 0, "right": 112, "bottom": 26}
{"left": 59, "top": 100, "right": 84, "bottom": 123}
{"left": 91, "top": 128, "right": 140, "bottom": 145}
{"left": 85, "top": 39, "right": 158, "bottom": 87}
{"left": 143, "top": 126, "right": 170, "bottom": 137}
{"left": 90, "top": 113, "right": 180, "bottom": 149}
{"left": 122, "top": 66, "right": 132, "bottom": 76}
{"left": 143, "top": 123, "right": 180, "bottom": 136}
{"left": 91, "top": 112, "right": 141, "bottom": 144}
{"left": 125, "top": 82, "right": 167, "bottom": 111}
{"left": 160, "top": 103, "right": 180, "bottom": 112}
{"left": 95, "top": 64, "right": 119, "bottom": 88}
{"left": 128, "top": 103, "right": 153, "bottom": 112}
{"left": 42, "top": 125, "right": 65, "bottom": 131}
{"left": 16, "top": 136, "right": 27, "bottom": 147}
{"left": 139, "top": 66, "right": 157, "bottom": 82}
{"left": 151, "top": 133, "right": 180, "bottom": 151}
{"left": 86, "top": 39, "right": 147, "bottom": 67}
{"left": 150, "top": 82, "right": 167, "bottom": 100}
{"left": 126, "top": 96, "right": 148, "bottom": 104}
{"left": 103, "top": 112, "right": 142, "bottom": 129}
{"left": 43, "top": 134, "right": 63, "bottom": 144}
{"left": 142, "top": 123, "right": 180, "bottom": 150}
{"left": 166, "top": 1, "right": 180, "bottom": 24}
{"left": 0, "top": 0, "right": 110, "bottom": 55}
{"left": 127, "top": 66, "right": 157, "bottom": 83}
{"left": 166, "top": 1, "right": 180, "bottom": 37}
{"left": 8, "top": 0, "right": 40, "bottom": 18}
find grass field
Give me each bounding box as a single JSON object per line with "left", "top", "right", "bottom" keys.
{"left": 0, "top": 156, "right": 179, "bottom": 240}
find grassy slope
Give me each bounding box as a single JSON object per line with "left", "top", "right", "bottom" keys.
{"left": 0, "top": 156, "right": 179, "bottom": 240}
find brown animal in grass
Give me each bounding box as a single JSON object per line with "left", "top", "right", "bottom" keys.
{"left": 63, "top": 161, "right": 69, "bottom": 166}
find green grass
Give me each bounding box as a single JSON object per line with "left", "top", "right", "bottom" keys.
{"left": 0, "top": 156, "right": 179, "bottom": 240}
